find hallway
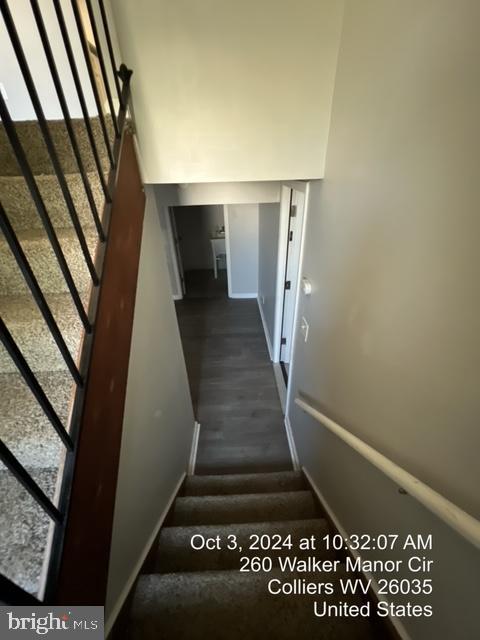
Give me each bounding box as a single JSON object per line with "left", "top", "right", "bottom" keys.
{"left": 175, "top": 270, "right": 292, "bottom": 475}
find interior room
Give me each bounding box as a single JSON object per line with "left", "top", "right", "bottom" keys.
{"left": 171, "top": 205, "right": 227, "bottom": 297}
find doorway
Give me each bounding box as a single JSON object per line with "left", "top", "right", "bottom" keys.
{"left": 170, "top": 205, "right": 227, "bottom": 298}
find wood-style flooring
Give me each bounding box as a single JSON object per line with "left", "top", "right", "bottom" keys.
{"left": 175, "top": 270, "right": 292, "bottom": 475}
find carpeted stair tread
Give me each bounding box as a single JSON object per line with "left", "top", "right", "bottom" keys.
{"left": 0, "top": 465, "right": 58, "bottom": 595}
{"left": 131, "top": 570, "right": 374, "bottom": 640}
{"left": 0, "top": 117, "right": 112, "bottom": 176}
{"left": 184, "top": 470, "right": 305, "bottom": 496}
{"left": 0, "top": 171, "right": 104, "bottom": 233}
{"left": 0, "top": 370, "right": 73, "bottom": 471}
{"left": 0, "top": 225, "right": 99, "bottom": 296}
{"left": 171, "top": 491, "right": 318, "bottom": 526}
{"left": 156, "top": 518, "right": 332, "bottom": 573}
{"left": 0, "top": 292, "right": 87, "bottom": 374}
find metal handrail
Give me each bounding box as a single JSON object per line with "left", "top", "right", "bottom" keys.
{"left": 70, "top": 0, "right": 115, "bottom": 167}
{"left": 1, "top": 1, "right": 99, "bottom": 287}
{"left": 30, "top": 0, "right": 105, "bottom": 241}
{"left": 52, "top": 0, "right": 111, "bottom": 203}
{"left": 295, "top": 394, "right": 480, "bottom": 549}
{"left": 84, "top": 0, "right": 119, "bottom": 138}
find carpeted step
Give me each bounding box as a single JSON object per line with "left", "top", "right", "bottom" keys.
{"left": 0, "top": 226, "right": 99, "bottom": 297}
{"left": 0, "top": 172, "right": 104, "bottom": 233}
{"left": 171, "top": 491, "right": 318, "bottom": 526}
{"left": 131, "top": 570, "right": 375, "bottom": 639}
{"left": 184, "top": 471, "right": 305, "bottom": 496}
{"left": 155, "top": 519, "right": 332, "bottom": 573}
{"left": 0, "top": 292, "right": 87, "bottom": 374}
{"left": 0, "top": 117, "right": 112, "bottom": 176}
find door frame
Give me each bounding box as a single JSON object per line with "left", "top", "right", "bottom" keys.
{"left": 167, "top": 207, "right": 185, "bottom": 299}
{"left": 273, "top": 182, "right": 308, "bottom": 366}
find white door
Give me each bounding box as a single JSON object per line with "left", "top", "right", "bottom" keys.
{"left": 279, "top": 189, "right": 305, "bottom": 373}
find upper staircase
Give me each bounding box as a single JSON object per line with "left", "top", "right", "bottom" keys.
{"left": 0, "top": 0, "right": 135, "bottom": 605}
{"left": 0, "top": 116, "right": 109, "bottom": 594}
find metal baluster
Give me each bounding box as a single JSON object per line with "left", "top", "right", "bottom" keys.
{"left": 0, "top": 94, "right": 91, "bottom": 333}
{"left": 84, "top": 0, "right": 119, "bottom": 137}
{"left": 70, "top": 0, "right": 115, "bottom": 167}
{"left": 0, "top": 1, "right": 99, "bottom": 287}
{"left": 0, "top": 204, "right": 83, "bottom": 389}
{"left": 97, "top": 0, "right": 123, "bottom": 110}
{"left": 51, "top": 0, "right": 111, "bottom": 203}
{"left": 0, "top": 439, "right": 63, "bottom": 523}
{"left": 0, "top": 317, "right": 77, "bottom": 448}
{"left": 29, "top": 0, "right": 105, "bottom": 242}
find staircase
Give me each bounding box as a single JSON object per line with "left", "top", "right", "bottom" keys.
{"left": 0, "top": 117, "right": 109, "bottom": 594}
{"left": 129, "top": 471, "right": 379, "bottom": 639}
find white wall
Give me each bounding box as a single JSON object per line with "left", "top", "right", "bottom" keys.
{"left": 174, "top": 205, "right": 224, "bottom": 271}
{"left": 288, "top": 2, "right": 480, "bottom": 638}
{"left": 109, "top": 0, "right": 344, "bottom": 183}
{"left": 258, "top": 202, "right": 280, "bottom": 351}
{"left": 225, "top": 204, "right": 259, "bottom": 298}
{"left": 0, "top": 0, "right": 97, "bottom": 120}
{"left": 106, "top": 187, "right": 194, "bottom": 620}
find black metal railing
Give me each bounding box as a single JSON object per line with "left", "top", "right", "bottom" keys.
{"left": 0, "top": 0, "right": 132, "bottom": 604}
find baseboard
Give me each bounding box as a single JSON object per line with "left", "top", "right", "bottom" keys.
{"left": 273, "top": 363, "right": 287, "bottom": 414}
{"left": 302, "top": 466, "right": 410, "bottom": 640}
{"left": 229, "top": 292, "right": 257, "bottom": 299}
{"left": 284, "top": 413, "right": 300, "bottom": 470}
{"left": 105, "top": 472, "right": 186, "bottom": 637}
{"left": 188, "top": 421, "right": 201, "bottom": 475}
{"left": 257, "top": 297, "right": 273, "bottom": 360}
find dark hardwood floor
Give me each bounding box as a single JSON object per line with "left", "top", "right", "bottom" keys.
{"left": 175, "top": 270, "right": 292, "bottom": 475}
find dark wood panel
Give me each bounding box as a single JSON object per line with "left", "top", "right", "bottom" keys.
{"left": 55, "top": 132, "right": 145, "bottom": 605}
{"left": 176, "top": 270, "right": 292, "bottom": 475}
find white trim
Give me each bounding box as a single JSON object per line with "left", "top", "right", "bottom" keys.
{"left": 302, "top": 467, "right": 411, "bottom": 640}
{"left": 257, "top": 297, "right": 273, "bottom": 360}
{"left": 284, "top": 414, "right": 300, "bottom": 471}
{"left": 105, "top": 473, "right": 186, "bottom": 637}
{"left": 188, "top": 421, "right": 201, "bottom": 475}
{"left": 285, "top": 182, "right": 310, "bottom": 417}
{"left": 273, "top": 363, "right": 286, "bottom": 414}
{"left": 224, "top": 205, "right": 233, "bottom": 298}
{"left": 273, "top": 186, "right": 292, "bottom": 362}
{"left": 165, "top": 206, "right": 183, "bottom": 299}
{"left": 296, "top": 397, "right": 480, "bottom": 550}
{"left": 229, "top": 293, "right": 257, "bottom": 299}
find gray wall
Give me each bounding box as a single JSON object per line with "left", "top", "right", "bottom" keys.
{"left": 106, "top": 187, "right": 194, "bottom": 621}
{"left": 174, "top": 205, "right": 224, "bottom": 271}
{"left": 226, "top": 204, "right": 259, "bottom": 297}
{"left": 288, "top": 2, "right": 480, "bottom": 638}
{"left": 258, "top": 202, "right": 281, "bottom": 350}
